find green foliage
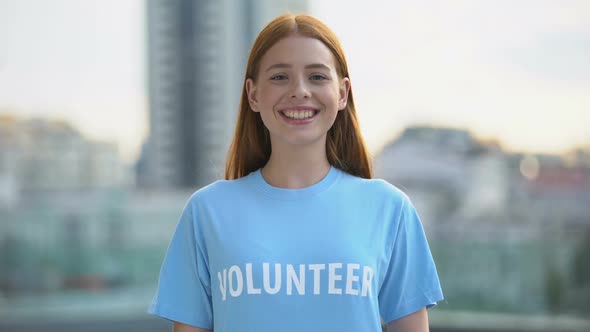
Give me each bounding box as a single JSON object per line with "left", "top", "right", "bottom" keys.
{"left": 572, "top": 230, "right": 590, "bottom": 287}
{"left": 570, "top": 230, "right": 590, "bottom": 314}
{"left": 545, "top": 264, "right": 565, "bottom": 313}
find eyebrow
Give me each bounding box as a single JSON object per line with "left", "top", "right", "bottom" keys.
{"left": 265, "top": 63, "right": 331, "bottom": 72}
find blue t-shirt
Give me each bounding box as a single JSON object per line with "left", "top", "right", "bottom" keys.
{"left": 148, "top": 166, "right": 443, "bottom": 331}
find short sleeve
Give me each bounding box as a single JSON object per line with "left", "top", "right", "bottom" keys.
{"left": 148, "top": 200, "right": 213, "bottom": 329}
{"left": 378, "top": 197, "right": 444, "bottom": 323}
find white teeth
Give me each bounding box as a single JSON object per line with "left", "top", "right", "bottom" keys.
{"left": 283, "top": 110, "right": 315, "bottom": 119}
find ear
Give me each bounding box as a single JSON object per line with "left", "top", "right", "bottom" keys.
{"left": 246, "top": 78, "right": 260, "bottom": 112}
{"left": 338, "top": 77, "right": 351, "bottom": 111}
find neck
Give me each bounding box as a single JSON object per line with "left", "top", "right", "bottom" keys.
{"left": 261, "top": 139, "right": 331, "bottom": 189}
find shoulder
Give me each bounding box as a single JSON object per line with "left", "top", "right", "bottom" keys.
{"left": 187, "top": 172, "right": 256, "bottom": 205}
{"left": 337, "top": 169, "right": 411, "bottom": 206}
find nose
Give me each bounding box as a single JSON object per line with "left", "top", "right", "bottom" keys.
{"left": 290, "top": 78, "right": 310, "bottom": 99}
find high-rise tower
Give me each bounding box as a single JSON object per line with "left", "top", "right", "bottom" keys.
{"left": 140, "top": 0, "right": 307, "bottom": 189}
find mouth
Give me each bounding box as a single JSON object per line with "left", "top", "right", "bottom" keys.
{"left": 278, "top": 107, "right": 320, "bottom": 121}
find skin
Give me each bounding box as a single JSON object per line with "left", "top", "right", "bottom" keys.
{"left": 172, "top": 34, "right": 431, "bottom": 332}
{"left": 387, "top": 308, "right": 430, "bottom": 332}
{"left": 246, "top": 34, "right": 350, "bottom": 189}
{"left": 173, "top": 322, "right": 210, "bottom": 332}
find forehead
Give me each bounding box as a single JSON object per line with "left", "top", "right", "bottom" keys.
{"left": 259, "top": 35, "right": 337, "bottom": 71}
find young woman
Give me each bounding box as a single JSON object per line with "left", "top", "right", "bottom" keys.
{"left": 149, "top": 13, "right": 443, "bottom": 332}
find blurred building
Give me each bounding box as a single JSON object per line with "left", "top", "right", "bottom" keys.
{"left": 374, "top": 126, "right": 511, "bottom": 230}
{"left": 140, "top": 0, "right": 308, "bottom": 189}
{"left": 0, "top": 115, "right": 131, "bottom": 207}
{"left": 374, "top": 126, "right": 590, "bottom": 230}
{"left": 517, "top": 154, "right": 590, "bottom": 231}
{"left": 0, "top": 188, "right": 190, "bottom": 293}
{"left": 567, "top": 148, "right": 590, "bottom": 167}
{"left": 374, "top": 126, "right": 590, "bottom": 315}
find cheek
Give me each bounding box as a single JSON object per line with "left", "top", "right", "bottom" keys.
{"left": 258, "top": 88, "right": 282, "bottom": 106}
{"left": 319, "top": 87, "right": 341, "bottom": 107}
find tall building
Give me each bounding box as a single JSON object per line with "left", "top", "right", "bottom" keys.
{"left": 141, "top": 0, "right": 307, "bottom": 189}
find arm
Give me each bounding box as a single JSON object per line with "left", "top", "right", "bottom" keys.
{"left": 386, "top": 308, "right": 429, "bottom": 332}
{"left": 174, "top": 322, "right": 212, "bottom": 332}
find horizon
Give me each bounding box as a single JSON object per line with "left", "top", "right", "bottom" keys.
{"left": 2, "top": 110, "right": 587, "bottom": 167}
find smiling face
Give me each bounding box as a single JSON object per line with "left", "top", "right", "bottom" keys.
{"left": 246, "top": 34, "right": 350, "bottom": 148}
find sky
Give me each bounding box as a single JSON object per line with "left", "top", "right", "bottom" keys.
{"left": 1, "top": 0, "right": 589, "bottom": 164}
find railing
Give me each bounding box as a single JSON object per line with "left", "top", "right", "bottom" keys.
{"left": 429, "top": 310, "right": 590, "bottom": 332}
{"left": 1, "top": 312, "right": 589, "bottom": 332}
{"left": 1, "top": 287, "right": 588, "bottom": 332}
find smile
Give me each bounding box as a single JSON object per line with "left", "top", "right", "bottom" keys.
{"left": 279, "top": 108, "right": 319, "bottom": 120}
{"left": 282, "top": 110, "right": 317, "bottom": 119}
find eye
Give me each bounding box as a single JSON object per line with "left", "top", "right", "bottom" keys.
{"left": 270, "top": 74, "right": 288, "bottom": 81}
{"left": 310, "top": 74, "right": 328, "bottom": 81}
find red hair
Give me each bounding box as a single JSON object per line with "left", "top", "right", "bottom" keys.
{"left": 225, "top": 14, "right": 372, "bottom": 180}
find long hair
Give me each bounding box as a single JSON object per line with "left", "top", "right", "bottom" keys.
{"left": 225, "top": 13, "right": 372, "bottom": 180}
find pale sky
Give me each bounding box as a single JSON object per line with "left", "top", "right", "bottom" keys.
{"left": 1, "top": 0, "right": 589, "bottom": 164}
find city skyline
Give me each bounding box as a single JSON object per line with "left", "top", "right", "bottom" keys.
{"left": 1, "top": 0, "right": 589, "bottom": 164}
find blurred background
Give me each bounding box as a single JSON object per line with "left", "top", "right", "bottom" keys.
{"left": 0, "top": 0, "right": 589, "bottom": 331}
